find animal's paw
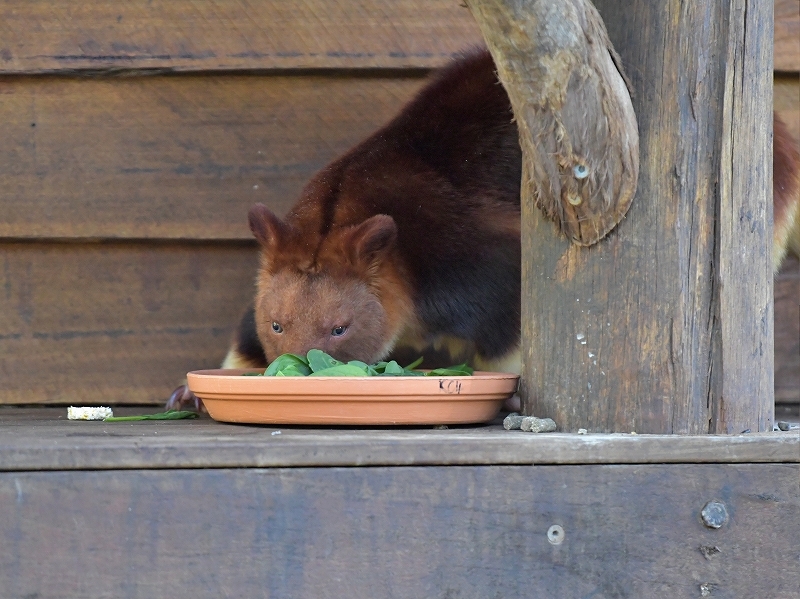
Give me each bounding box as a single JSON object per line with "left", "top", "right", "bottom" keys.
{"left": 166, "top": 384, "right": 206, "bottom": 413}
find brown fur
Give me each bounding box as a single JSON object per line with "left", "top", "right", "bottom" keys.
{"left": 249, "top": 204, "right": 417, "bottom": 364}
{"left": 241, "top": 50, "right": 522, "bottom": 368}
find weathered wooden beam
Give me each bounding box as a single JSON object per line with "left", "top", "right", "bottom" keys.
{"left": 715, "top": 0, "right": 776, "bottom": 432}
{"left": 2, "top": 464, "right": 798, "bottom": 598}
{"left": 0, "top": 0, "right": 483, "bottom": 73}
{"left": 774, "top": 256, "right": 800, "bottom": 404}
{"left": 0, "top": 75, "right": 426, "bottom": 241}
{"left": 467, "top": 0, "right": 639, "bottom": 246}
{"left": 2, "top": 408, "right": 797, "bottom": 471}
{"left": 470, "top": 0, "right": 774, "bottom": 433}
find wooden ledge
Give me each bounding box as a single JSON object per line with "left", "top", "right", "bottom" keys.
{"left": 2, "top": 407, "right": 797, "bottom": 471}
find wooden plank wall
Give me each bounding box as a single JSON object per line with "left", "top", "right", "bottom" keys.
{"left": 0, "top": 1, "right": 484, "bottom": 405}
{"left": 0, "top": 1, "right": 797, "bottom": 406}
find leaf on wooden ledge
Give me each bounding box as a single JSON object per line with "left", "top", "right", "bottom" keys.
{"left": 468, "top": 0, "right": 639, "bottom": 245}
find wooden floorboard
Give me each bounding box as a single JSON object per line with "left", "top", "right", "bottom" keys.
{"left": 2, "top": 407, "right": 798, "bottom": 598}
{"left": 2, "top": 407, "right": 797, "bottom": 472}
{"left": 2, "top": 463, "right": 798, "bottom": 599}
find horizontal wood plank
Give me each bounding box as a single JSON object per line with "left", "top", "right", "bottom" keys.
{"left": 1, "top": 464, "right": 798, "bottom": 598}
{"left": 775, "top": 255, "right": 799, "bottom": 404}
{"left": 775, "top": 0, "right": 800, "bottom": 71}
{"left": 0, "top": 74, "right": 426, "bottom": 240}
{"left": 1, "top": 408, "right": 797, "bottom": 471}
{"left": 0, "top": 0, "right": 484, "bottom": 73}
{"left": 0, "top": 243, "right": 257, "bottom": 404}
{"left": 774, "top": 77, "right": 799, "bottom": 405}
{"left": 0, "top": 0, "right": 792, "bottom": 75}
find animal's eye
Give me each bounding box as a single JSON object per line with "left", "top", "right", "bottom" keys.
{"left": 331, "top": 325, "right": 347, "bottom": 337}
{"left": 271, "top": 322, "right": 283, "bottom": 334}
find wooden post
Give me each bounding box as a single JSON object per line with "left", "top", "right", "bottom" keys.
{"left": 470, "top": 0, "right": 774, "bottom": 433}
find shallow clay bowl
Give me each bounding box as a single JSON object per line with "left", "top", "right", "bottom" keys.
{"left": 187, "top": 369, "right": 519, "bottom": 425}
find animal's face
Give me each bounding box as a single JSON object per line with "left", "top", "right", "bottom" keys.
{"left": 254, "top": 269, "right": 392, "bottom": 363}
{"left": 248, "top": 203, "right": 414, "bottom": 365}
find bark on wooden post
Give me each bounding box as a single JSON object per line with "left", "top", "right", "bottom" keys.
{"left": 469, "top": 0, "right": 774, "bottom": 433}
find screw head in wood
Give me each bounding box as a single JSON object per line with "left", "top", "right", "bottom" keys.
{"left": 547, "top": 524, "right": 565, "bottom": 545}
{"left": 573, "top": 163, "right": 589, "bottom": 179}
{"left": 566, "top": 193, "right": 583, "bottom": 206}
{"left": 701, "top": 501, "right": 728, "bottom": 529}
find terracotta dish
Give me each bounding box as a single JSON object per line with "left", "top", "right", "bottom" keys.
{"left": 186, "top": 369, "right": 519, "bottom": 425}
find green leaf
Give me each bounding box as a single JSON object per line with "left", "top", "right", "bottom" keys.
{"left": 426, "top": 363, "right": 474, "bottom": 376}
{"left": 382, "top": 360, "right": 404, "bottom": 375}
{"left": 275, "top": 363, "right": 312, "bottom": 377}
{"left": 307, "top": 349, "right": 343, "bottom": 373}
{"left": 104, "top": 410, "right": 199, "bottom": 422}
{"left": 265, "top": 353, "right": 310, "bottom": 376}
{"left": 346, "top": 360, "right": 369, "bottom": 369}
{"left": 258, "top": 350, "right": 472, "bottom": 378}
{"left": 371, "top": 361, "right": 388, "bottom": 374}
{"left": 346, "top": 360, "right": 375, "bottom": 375}
{"left": 308, "top": 364, "right": 370, "bottom": 377}
{"left": 404, "top": 356, "right": 424, "bottom": 370}
{"left": 401, "top": 368, "right": 425, "bottom": 376}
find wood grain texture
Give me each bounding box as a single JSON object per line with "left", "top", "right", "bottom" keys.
{"left": 774, "top": 76, "right": 800, "bottom": 404}
{"left": 0, "top": 0, "right": 484, "bottom": 73}
{"left": 0, "top": 243, "right": 258, "bottom": 404}
{"left": 518, "top": 0, "right": 775, "bottom": 433}
{"left": 0, "top": 74, "right": 426, "bottom": 240}
{"left": 467, "top": 0, "right": 639, "bottom": 246}
{"left": 775, "top": 0, "right": 800, "bottom": 72}
{"left": 717, "top": 0, "right": 775, "bottom": 432}
{"left": 774, "top": 255, "right": 800, "bottom": 404}
{"left": 1, "top": 407, "right": 798, "bottom": 471}
{"left": 1, "top": 464, "right": 798, "bottom": 598}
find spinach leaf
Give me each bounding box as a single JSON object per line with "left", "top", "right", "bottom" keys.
{"left": 255, "top": 350, "right": 473, "bottom": 378}
{"left": 308, "top": 364, "right": 370, "bottom": 377}
{"left": 274, "top": 363, "right": 314, "bottom": 377}
{"left": 381, "top": 360, "right": 405, "bottom": 375}
{"left": 426, "top": 363, "right": 474, "bottom": 376}
{"left": 404, "top": 356, "right": 424, "bottom": 370}
{"left": 265, "top": 353, "right": 310, "bottom": 376}
{"left": 346, "top": 360, "right": 379, "bottom": 375}
{"left": 307, "top": 349, "right": 344, "bottom": 373}
{"left": 104, "top": 410, "right": 199, "bottom": 422}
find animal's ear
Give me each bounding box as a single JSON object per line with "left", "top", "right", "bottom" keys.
{"left": 346, "top": 215, "right": 397, "bottom": 266}
{"left": 248, "top": 204, "right": 288, "bottom": 250}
